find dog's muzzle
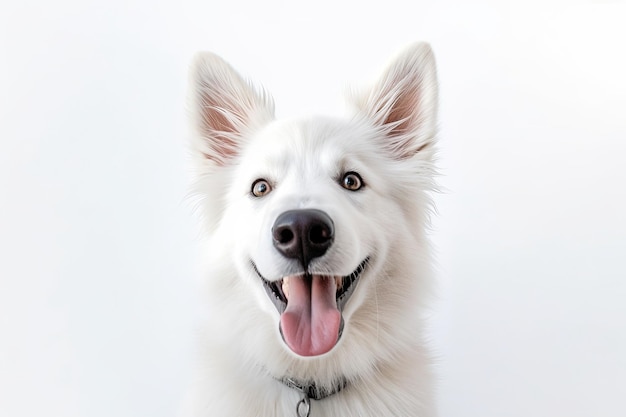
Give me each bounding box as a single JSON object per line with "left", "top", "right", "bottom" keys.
{"left": 252, "top": 209, "right": 369, "bottom": 357}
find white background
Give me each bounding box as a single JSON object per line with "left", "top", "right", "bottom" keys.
{"left": 1, "top": 1, "right": 625, "bottom": 416}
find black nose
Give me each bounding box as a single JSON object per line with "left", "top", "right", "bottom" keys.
{"left": 272, "top": 209, "right": 334, "bottom": 269}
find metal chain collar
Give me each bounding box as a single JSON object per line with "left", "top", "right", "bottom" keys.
{"left": 280, "top": 377, "right": 348, "bottom": 417}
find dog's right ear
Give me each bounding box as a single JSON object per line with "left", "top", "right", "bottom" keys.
{"left": 189, "top": 53, "right": 274, "bottom": 166}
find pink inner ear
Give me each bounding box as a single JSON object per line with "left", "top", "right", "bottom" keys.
{"left": 201, "top": 103, "right": 239, "bottom": 163}
{"left": 197, "top": 85, "right": 245, "bottom": 164}
{"left": 376, "top": 74, "right": 428, "bottom": 157}
{"left": 383, "top": 87, "right": 421, "bottom": 138}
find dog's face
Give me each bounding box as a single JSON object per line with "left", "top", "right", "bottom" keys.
{"left": 227, "top": 119, "right": 408, "bottom": 357}
{"left": 189, "top": 44, "right": 437, "bottom": 365}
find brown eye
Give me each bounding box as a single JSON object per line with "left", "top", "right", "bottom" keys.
{"left": 341, "top": 172, "right": 363, "bottom": 191}
{"left": 251, "top": 179, "right": 272, "bottom": 197}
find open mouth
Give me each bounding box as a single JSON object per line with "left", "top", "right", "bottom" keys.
{"left": 253, "top": 258, "right": 370, "bottom": 314}
{"left": 252, "top": 257, "right": 370, "bottom": 357}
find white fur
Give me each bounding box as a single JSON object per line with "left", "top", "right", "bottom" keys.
{"left": 184, "top": 43, "right": 439, "bottom": 417}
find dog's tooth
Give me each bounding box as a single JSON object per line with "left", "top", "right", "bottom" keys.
{"left": 335, "top": 276, "right": 343, "bottom": 290}
{"left": 282, "top": 277, "right": 290, "bottom": 299}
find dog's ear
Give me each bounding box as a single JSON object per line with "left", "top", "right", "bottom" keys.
{"left": 189, "top": 53, "right": 274, "bottom": 166}
{"left": 353, "top": 42, "right": 438, "bottom": 160}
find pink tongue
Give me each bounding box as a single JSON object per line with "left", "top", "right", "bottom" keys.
{"left": 280, "top": 275, "right": 341, "bottom": 357}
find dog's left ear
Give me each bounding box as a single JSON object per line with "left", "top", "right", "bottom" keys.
{"left": 189, "top": 53, "right": 274, "bottom": 166}
{"left": 353, "top": 43, "right": 438, "bottom": 160}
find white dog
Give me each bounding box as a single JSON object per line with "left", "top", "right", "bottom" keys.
{"left": 185, "top": 42, "right": 439, "bottom": 417}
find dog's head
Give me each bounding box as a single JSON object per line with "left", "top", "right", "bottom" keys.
{"left": 188, "top": 44, "right": 437, "bottom": 375}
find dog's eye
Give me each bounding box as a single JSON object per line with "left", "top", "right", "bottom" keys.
{"left": 251, "top": 179, "right": 272, "bottom": 197}
{"left": 341, "top": 172, "right": 363, "bottom": 191}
